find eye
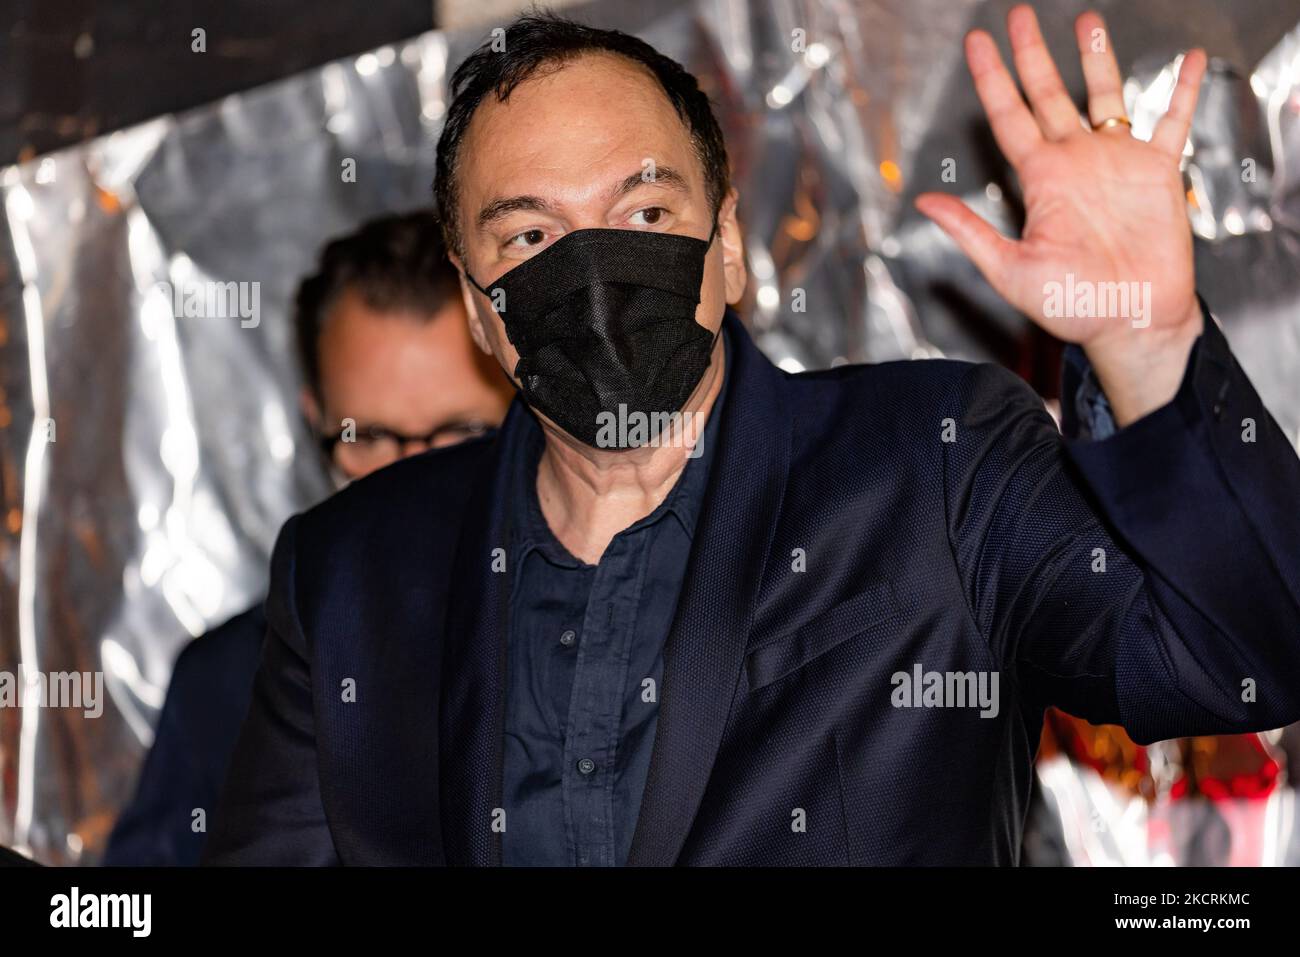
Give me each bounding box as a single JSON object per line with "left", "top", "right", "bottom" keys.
{"left": 505, "top": 228, "right": 547, "bottom": 249}
{"left": 357, "top": 425, "right": 397, "bottom": 446}
{"left": 628, "top": 206, "right": 667, "bottom": 226}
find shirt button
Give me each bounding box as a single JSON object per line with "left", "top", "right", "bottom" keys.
{"left": 577, "top": 758, "right": 596, "bottom": 775}
{"left": 559, "top": 629, "right": 577, "bottom": 648}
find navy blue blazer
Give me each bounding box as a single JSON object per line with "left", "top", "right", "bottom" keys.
{"left": 205, "top": 305, "right": 1300, "bottom": 866}
{"left": 104, "top": 605, "right": 266, "bottom": 866}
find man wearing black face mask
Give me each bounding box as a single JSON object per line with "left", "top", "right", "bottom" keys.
{"left": 206, "top": 8, "right": 1300, "bottom": 866}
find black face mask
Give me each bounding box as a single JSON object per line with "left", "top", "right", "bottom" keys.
{"left": 464, "top": 220, "right": 719, "bottom": 449}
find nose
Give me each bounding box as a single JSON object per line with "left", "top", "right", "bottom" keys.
{"left": 400, "top": 437, "right": 434, "bottom": 456}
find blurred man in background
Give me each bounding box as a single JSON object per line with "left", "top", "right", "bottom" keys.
{"left": 103, "top": 210, "right": 514, "bottom": 865}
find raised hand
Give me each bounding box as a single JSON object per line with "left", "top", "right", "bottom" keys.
{"left": 916, "top": 5, "right": 1208, "bottom": 426}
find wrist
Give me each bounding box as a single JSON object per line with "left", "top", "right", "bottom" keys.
{"left": 1083, "top": 300, "right": 1204, "bottom": 428}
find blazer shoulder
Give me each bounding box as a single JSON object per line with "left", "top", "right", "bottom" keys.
{"left": 788, "top": 354, "right": 973, "bottom": 394}
{"left": 291, "top": 430, "right": 498, "bottom": 549}
{"left": 783, "top": 356, "right": 984, "bottom": 428}
{"left": 264, "top": 433, "right": 499, "bottom": 643}
{"left": 789, "top": 354, "right": 1051, "bottom": 413}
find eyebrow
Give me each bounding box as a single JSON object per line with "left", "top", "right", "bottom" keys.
{"left": 476, "top": 194, "right": 553, "bottom": 231}
{"left": 612, "top": 164, "right": 691, "bottom": 199}
{"left": 475, "top": 165, "right": 693, "bottom": 231}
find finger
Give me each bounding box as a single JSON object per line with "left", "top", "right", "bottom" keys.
{"left": 965, "top": 29, "right": 1043, "bottom": 169}
{"left": 1075, "top": 11, "right": 1127, "bottom": 127}
{"left": 1151, "top": 48, "right": 1207, "bottom": 157}
{"left": 915, "top": 193, "right": 1018, "bottom": 296}
{"left": 1007, "top": 3, "right": 1084, "bottom": 140}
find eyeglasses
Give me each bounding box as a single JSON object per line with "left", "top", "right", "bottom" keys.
{"left": 319, "top": 419, "right": 491, "bottom": 476}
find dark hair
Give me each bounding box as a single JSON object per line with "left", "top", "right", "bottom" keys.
{"left": 294, "top": 210, "right": 460, "bottom": 397}
{"left": 433, "top": 8, "right": 731, "bottom": 261}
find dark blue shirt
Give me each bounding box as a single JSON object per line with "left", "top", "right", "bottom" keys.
{"left": 501, "top": 327, "right": 730, "bottom": 866}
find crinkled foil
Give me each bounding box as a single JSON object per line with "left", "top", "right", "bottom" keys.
{"left": 1, "top": 0, "right": 1297, "bottom": 864}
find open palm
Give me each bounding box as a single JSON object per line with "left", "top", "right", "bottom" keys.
{"left": 917, "top": 6, "right": 1207, "bottom": 351}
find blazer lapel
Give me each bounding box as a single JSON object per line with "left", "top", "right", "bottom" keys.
{"left": 627, "top": 309, "right": 792, "bottom": 865}
{"left": 438, "top": 400, "right": 525, "bottom": 866}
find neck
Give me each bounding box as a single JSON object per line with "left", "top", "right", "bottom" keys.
{"left": 535, "top": 331, "right": 727, "bottom": 565}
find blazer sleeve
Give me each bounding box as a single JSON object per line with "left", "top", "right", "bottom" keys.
{"left": 941, "top": 301, "right": 1300, "bottom": 745}
{"left": 102, "top": 661, "right": 208, "bottom": 866}
{"left": 104, "top": 606, "right": 265, "bottom": 866}
{"left": 202, "top": 514, "right": 340, "bottom": 865}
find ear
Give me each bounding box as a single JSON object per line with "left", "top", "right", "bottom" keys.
{"left": 717, "top": 187, "right": 748, "bottom": 305}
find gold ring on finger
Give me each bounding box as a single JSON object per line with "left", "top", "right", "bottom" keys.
{"left": 1091, "top": 115, "right": 1132, "bottom": 132}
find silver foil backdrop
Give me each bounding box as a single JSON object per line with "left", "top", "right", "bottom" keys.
{"left": 1, "top": 0, "right": 1298, "bottom": 864}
